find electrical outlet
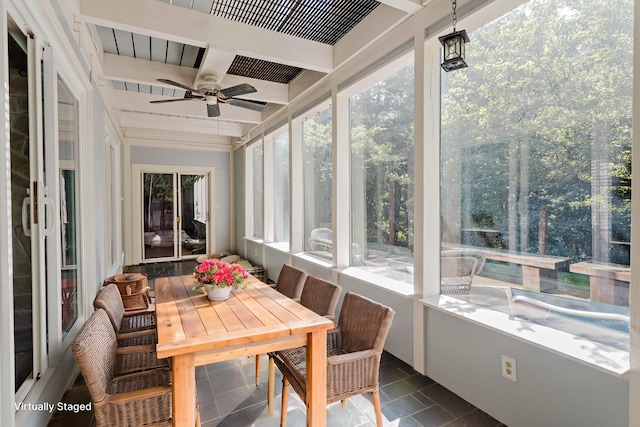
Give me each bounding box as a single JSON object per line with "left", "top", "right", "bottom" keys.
{"left": 501, "top": 355, "right": 517, "bottom": 382}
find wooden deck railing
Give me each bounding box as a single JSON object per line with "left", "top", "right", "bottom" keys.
{"left": 444, "top": 244, "right": 571, "bottom": 293}
{"left": 445, "top": 244, "right": 630, "bottom": 305}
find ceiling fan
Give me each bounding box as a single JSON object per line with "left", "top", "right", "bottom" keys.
{"left": 150, "top": 75, "right": 268, "bottom": 118}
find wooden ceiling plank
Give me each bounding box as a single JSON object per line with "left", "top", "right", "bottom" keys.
{"left": 132, "top": 33, "right": 151, "bottom": 60}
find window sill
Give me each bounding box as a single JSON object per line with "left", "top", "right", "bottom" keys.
{"left": 339, "top": 267, "right": 414, "bottom": 297}
{"left": 292, "top": 252, "right": 334, "bottom": 268}
{"left": 265, "top": 241, "right": 290, "bottom": 252}
{"left": 420, "top": 295, "right": 629, "bottom": 378}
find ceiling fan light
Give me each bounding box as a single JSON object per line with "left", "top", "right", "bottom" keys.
{"left": 205, "top": 95, "right": 218, "bottom": 105}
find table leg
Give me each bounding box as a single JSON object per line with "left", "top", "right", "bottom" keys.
{"left": 268, "top": 357, "right": 276, "bottom": 416}
{"left": 172, "top": 353, "right": 196, "bottom": 427}
{"left": 306, "top": 330, "right": 327, "bottom": 426}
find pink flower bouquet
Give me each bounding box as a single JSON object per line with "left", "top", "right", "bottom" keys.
{"left": 193, "top": 258, "right": 249, "bottom": 290}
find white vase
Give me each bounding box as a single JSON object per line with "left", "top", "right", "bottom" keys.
{"left": 204, "top": 283, "right": 231, "bottom": 301}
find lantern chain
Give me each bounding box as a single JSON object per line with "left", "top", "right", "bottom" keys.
{"left": 452, "top": 0, "right": 457, "bottom": 31}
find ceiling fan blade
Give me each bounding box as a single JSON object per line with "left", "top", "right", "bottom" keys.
{"left": 150, "top": 98, "right": 199, "bottom": 104}
{"left": 228, "top": 98, "right": 269, "bottom": 112}
{"left": 219, "top": 83, "right": 257, "bottom": 98}
{"left": 207, "top": 103, "right": 221, "bottom": 117}
{"left": 157, "top": 78, "right": 199, "bottom": 93}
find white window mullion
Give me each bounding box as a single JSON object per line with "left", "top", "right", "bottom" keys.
{"left": 290, "top": 118, "right": 304, "bottom": 254}
{"left": 334, "top": 90, "right": 350, "bottom": 268}
{"left": 263, "top": 136, "right": 274, "bottom": 243}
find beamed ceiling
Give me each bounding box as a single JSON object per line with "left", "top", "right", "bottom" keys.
{"left": 73, "top": 0, "right": 425, "bottom": 143}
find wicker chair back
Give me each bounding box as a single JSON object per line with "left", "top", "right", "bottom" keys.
{"left": 275, "top": 264, "right": 307, "bottom": 301}
{"left": 299, "top": 276, "right": 341, "bottom": 320}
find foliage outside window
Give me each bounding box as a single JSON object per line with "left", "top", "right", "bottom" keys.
{"left": 271, "top": 127, "right": 290, "bottom": 243}
{"left": 441, "top": 0, "right": 632, "bottom": 307}
{"left": 302, "top": 106, "right": 333, "bottom": 260}
{"left": 350, "top": 60, "right": 415, "bottom": 285}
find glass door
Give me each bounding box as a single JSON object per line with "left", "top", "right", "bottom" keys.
{"left": 8, "top": 16, "right": 84, "bottom": 403}
{"left": 143, "top": 173, "right": 177, "bottom": 260}
{"left": 141, "top": 171, "right": 209, "bottom": 261}
{"left": 179, "top": 174, "right": 208, "bottom": 257}
{"left": 10, "top": 28, "right": 36, "bottom": 396}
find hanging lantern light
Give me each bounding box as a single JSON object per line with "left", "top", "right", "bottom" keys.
{"left": 439, "top": 0, "right": 469, "bottom": 72}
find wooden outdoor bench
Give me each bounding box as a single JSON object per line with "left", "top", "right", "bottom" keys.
{"left": 443, "top": 245, "right": 571, "bottom": 292}
{"left": 569, "top": 261, "right": 630, "bottom": 305}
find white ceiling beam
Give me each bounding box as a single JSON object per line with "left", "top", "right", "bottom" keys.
{"left": 334, "top": 4, "right": 410, "bottom": 68}
{"left": 79, "top": 0, "right": 334, "bottom": 73}
{"left": 102, "top": 53, "right": 289, "bottom": 104}
{"left": 378, "top": 0, "right": 423, "bottom": 13}
{"left": 114, "top": 90, "right": 263, "bottom": 124}
{"left": 102, "top": 53, "right": 198, "bottom": 87}
{"left": 120, "top": 112, "right": 243, "bottom": 140}
{"left": 289, "top": 70, "right": 327, "bottom": 101}
{"left": 194, "top": 47, "right": 236, "bottom": 86}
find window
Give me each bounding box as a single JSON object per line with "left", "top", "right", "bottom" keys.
{"left": 349, "top": 54, "right": 415, "bottom": 284}
{"left": 248, "top": 141, "right": 264, "bottom": 240}
{"left": 268, "top": 126, "right": 290, "bottom": 243}
{"left": 440, "top": 0, "right": 633, "bottom": 315}
{"left": 300, "top": 103, "right": 333, "bottom": 260}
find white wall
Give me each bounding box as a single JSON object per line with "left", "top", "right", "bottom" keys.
{"left": 126, "top": 145, "right": 233, "bottom": 258}
{"left": 425, "top": 307, "right": 628, "bottom": 427}
{"left": 92, "top": 83, "right": 107, "bottom": 283}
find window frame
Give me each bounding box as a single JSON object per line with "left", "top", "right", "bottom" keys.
{"left": 340, "top": 50, "right": 416, "bottom": 286}
{"left": 263, "top": 123, "right": 290, "bottom": 247}
{"left": 245, "top": 139, "right": 264, "bottom": 241}
{"left": 292, "top": 99, "right": 334, "bottom": 261}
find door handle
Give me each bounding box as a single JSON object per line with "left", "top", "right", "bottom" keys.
{"left": 42, "top": 197, "right": 56, "bottom": 237}
{"left": 21, "top": 196, "right": 31, "bottom": 237}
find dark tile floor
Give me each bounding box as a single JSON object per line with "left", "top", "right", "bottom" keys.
{"left": 48, "top": 261, "right": 506, "bottom": 427}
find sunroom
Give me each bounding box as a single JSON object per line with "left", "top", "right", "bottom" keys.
{"left": 1, "top": 0, "right": 638, "bottom": 426}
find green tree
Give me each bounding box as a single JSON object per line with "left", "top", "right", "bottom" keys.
{"left": 350, "top": 64, "right": 415, "bottom": 253}
{"left": 442, "top": 0, "right": 632, "bottom": 263}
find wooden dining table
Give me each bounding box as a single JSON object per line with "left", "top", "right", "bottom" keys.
{"left": 154, "top": 274, "right": 334, "bottom": 426}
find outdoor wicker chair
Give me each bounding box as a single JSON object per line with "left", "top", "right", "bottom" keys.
{"left": 274, "top": 264, "right": 308, "bottom": 301}
{"left": 254, "top": 264, "right": 309, "bottom": 385}
{"left": 440, "top": 249, "right": 486, "bottom": 294}
{"left": 86, "top": 309, "right": 168, "bottom": 376}
{"left": 71, "top": 309, "right": 192, "bottom": 427}
{"left": 94, "top": 284, "right": 157, "bottom": 347}
{"left": 272, "top": 291, "right": 395, "bottom": 427}
{"left": 266, "top": 275, "right": 342, "bottom": 414}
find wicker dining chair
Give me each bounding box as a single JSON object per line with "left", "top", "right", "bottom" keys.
{"left": 71, "top": 309, "right": 191, "bottom": 427}
{"left": 93, "top": 284, "right": 157, "bottom": 347}
{"left": 273, "top": 291, "right": 395, "bottom": 427}
{"left": 254, "top": 264, "right": 308, "bottom": 384}
{"left": 274, "top": 264, "right": 308, "bottom": 301}
{"left": 266, "top": 276, "right": 342, "bottom": 414}
{"left": 86, "top": 309, "right": 169, "bottom": 376}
